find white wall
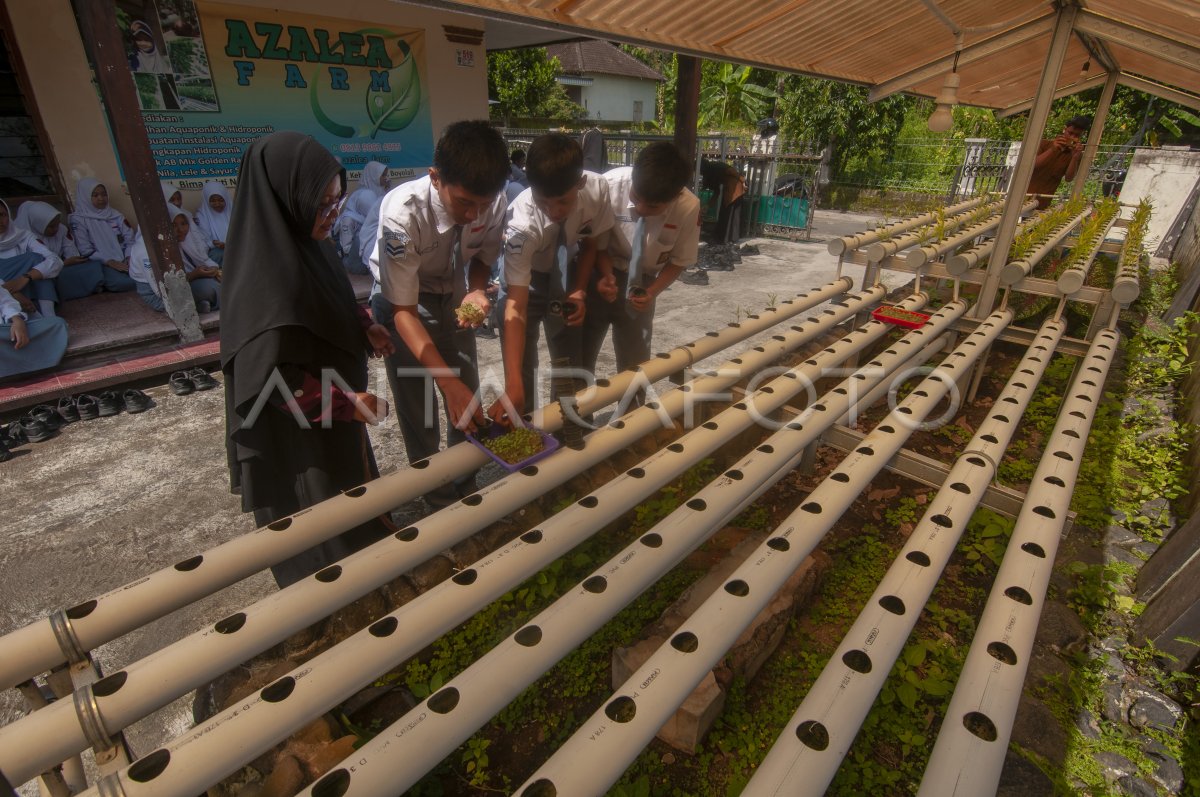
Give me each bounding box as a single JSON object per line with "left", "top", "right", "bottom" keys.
{"left": 579, "top": 75, "right": 658, "bottom": 123}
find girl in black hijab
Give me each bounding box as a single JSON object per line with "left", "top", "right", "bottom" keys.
{"left": 221, "top": 132, "right": 396, "bottom": 588}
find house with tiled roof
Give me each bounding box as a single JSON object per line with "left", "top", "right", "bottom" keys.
{"left": 546, "top": 40, "right": 665, "bottom": 124}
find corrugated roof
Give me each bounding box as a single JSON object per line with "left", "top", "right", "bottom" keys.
{"left": 547, "top": 40, "right": 666, "bottom": 81}
{"left": 414, "top": 0, "right": 1200, "bottom": 115}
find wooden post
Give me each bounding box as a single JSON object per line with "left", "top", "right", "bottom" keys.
{"left": 70, "top": 0, "right": 202, "bottom": 342}
{"left": 674, "top": 55, "right": 701, "bottom": 165}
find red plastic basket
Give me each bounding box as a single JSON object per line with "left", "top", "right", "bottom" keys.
{"left": 871, "top": 305, "right": 931, "bottom": 329}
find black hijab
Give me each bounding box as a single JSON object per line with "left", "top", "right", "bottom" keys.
{"left": 220, "top": 132, "right": 367, "bottom": 408}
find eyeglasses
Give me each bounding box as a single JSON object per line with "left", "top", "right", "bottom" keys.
{"left": 316, "top": 199, "right": 341, "bottom": 220}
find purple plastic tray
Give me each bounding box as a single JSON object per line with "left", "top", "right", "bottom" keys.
{"left": 466, "top": 424, "right": 561, "bottom": 472}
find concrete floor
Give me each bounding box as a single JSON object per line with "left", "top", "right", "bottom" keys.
{"left": 0, "top": 210, "right": 887, "bottom": 791}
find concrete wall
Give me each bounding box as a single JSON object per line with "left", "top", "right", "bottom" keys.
{"left": 580, "top": 74, "right": 658, "bottom": 123}
{"left": 1119, "top": 147, "right": 1200, "bottom": 249}
{"left": 6, "top": 0, "right": 489, "bottom": 217}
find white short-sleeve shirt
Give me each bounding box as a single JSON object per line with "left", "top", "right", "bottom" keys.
{"left": 602, "top": 167, "right": 700, "bottom": 277}
{"left": 372, "top": 175, "right": 506, "bottom": 307}
{"left": 502, "top": 171, "right": 615, "bottom": 288}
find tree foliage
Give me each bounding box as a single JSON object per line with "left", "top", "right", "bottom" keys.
{"left": 486, "top": 48, "right": 583, "bottom": 125}
{"left": 699, "top": 63, "right": 777, "bottom": 130}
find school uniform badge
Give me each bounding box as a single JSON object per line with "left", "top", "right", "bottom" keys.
{"left": 384, "top": 227, "right": 408, "bottom": 259}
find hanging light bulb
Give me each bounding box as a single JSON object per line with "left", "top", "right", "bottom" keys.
{"left": 928, "top": 35, "right": 962, "bottom": 133}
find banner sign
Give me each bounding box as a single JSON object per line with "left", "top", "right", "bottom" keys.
{"left": 116, "top": 0, "right": 433, "bottom": 186}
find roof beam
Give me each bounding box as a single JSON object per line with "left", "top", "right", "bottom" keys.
{"left": 1118, "top": 73, "right": 1200, "bottom": 114}
{"left": 1074, "top": 30, "right": 1120, "bottom": 74}
{"left": 1075, "top": 10, "right": 1200, "bottom": 75}
{"left": 714, "top": 1, "right": 808, "bottom": 48}
{"left": 868, "top": 14, "right": 1054, "bottom": 102}
{"left": 994, "top": 71, "right": 1109, "bottom": 118}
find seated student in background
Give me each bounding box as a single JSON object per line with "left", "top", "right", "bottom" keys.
{"left": 336, "top": 190, "right": 375, "bottom": 275}
{"left": 0, "top": 199, "right": 62, "bottom": 319}
{"left": 194, "top": 181, "right": 233, "bottom": 264}
{"left": 69, "top": 178, "right": 137, "bottom": 293}
{"left": 0, "top": 285, "right": 67, "bottom": 380}
{"left": 347, "top": 160, "right": 389, "bottom": 208}
{"left": 506, "top": 148, "right": 529, "bottom": 202}
{"left": 584, "top": 142, "right": 699, "bottom": 383}
{"left": 14, "top": 200, "right": 102, "bottom": 303}
{"left": 498, "top": 133, "right": 615, "bottom": 414}
{"left": 128, "top": 205, "right": 221, "bottom": 313}
{"left": 370, "top": 120, "right": 509, "bottom": 507}
{"left": 162, "top": 180, "right": 184, "bottom": 209}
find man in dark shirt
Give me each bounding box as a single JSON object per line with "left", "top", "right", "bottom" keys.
{"left": 1027, "top": 115, "right": 1092, "bottom": 208}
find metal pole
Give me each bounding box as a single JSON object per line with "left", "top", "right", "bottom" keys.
{"left": 828, "top": 196, "right": 986, "bottom": 256}
{"left": 88, "top": 303, "right": 968, "bottom": 797}
{"left": 0, "top": 279, "right": 852, "bottom": 694}
{"left": 518, "top": 310, "right": 1014, "bottom": 797}
{"left": 1072, "top": 72, "right": 1119, "bottom": 198}
{"left": 918, "top": 328, "right": 1119, "bottom": 796}
{"left": 0, "top": 285, "right": 864, "bottom": 788}
{"left": 999, "top": 206, "right": 1091, "bottom": 284}
{"left": 745, "top": 317, "right": 1066, "bottom": 796}
{"left": 974, "top": 4, "right": 1079, "bottom": 318}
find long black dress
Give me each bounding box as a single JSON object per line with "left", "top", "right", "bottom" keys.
{"left": 221, "top": 132, "right": 392, "bottom": 587}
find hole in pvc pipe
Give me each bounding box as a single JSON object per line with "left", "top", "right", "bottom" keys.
{"left": 215, "top": 613, "right": 246, "bottom": 634}
{"left": 981, "top": 434, "right": 998, "bottom": 444}
{"left": 878, "top": 425, "right": 895, "bottom": 433}
{"left": 578, "top": 496, "right": 599, "bottom": 508}
{"left": 833, "top": 388, "right": 848, "bottom": 395}
{"left": 843, "top": 649, "right": 872, "bottom": 673}
{"left": 1082, "top": 380, "right": 1096, "bottom": 387}
{"left": 452, "top": 569, "right": 478, "bottom": 586}
{"left": 931, "top": 514, "right": 953, "bottom": 528}
{"left": 1044, "top": 476, "right": 1066, "bottom": 487}
{"left": 856, "top": 446, "right": 874, "bottom": 455}
{"left": 724, "top": 580, "right": 750, "bottom": 597}
{"left": 605, "top": 696, "right": 637, "bottom": 723}
{"left": 1006, "top": 586, "right": 1033, "bottom": 604}
{"left": 261, "top": 677, "right": 296, "bottom": 703}
{"left": 879, "top": 595, "right": 906, "bottom": 615}
{"left": 758, "top": 444, "right": 775, "bottom": 453}
{"left": 963, "top": 711, "right": 998, "bottom": 742}
{"left": 1063, "top": 429, "right": 1079, "bottom": 439}
{"left": 583, "top": 576, "right": 608, "bottom": 593}
{"left": 628, "top": 468, "right": 646, "bottom": 478}
{"left": 521, "top": 465, "right": 539, "bottom": 476}
{"left": 268, "top": 517, "right": 293, "bottom": 531}
{"left": 611, "top": 420, "right": 626, "bottom": 430}
{"left": 412, "top": 459, "right": 431, "bottom": 469}
{"left": 343, "top": 485, "right": 367, "bottom": 498}
{"left": 731, "top": 358, "right": 743, "bottom": 365}
{"left": 596, "top": 378, "right": 611, "bottom": 387}
{"left": 796, "top": 720, "right": 830, "bottom": 751}
{"left": 462, "top": 494, "right": 483, "bottom": 506}
{"left": 1069, "top": 411, "right": 1085, "bottom": 418}
{"left": 813, "top": 403, "right": 828, "bottom": 411}
{"left": 641, "top": 533, "right": 663, "bottom": 548}
{"left": 734, "top": 402, "right": 748, "bottom": 410}
{"left": 668, "top": 443, "right": 685, "bottom": 453}
{"left": 656, "top": 352, "right": 671, "bottom": 359}
{"left": 907, "top": 551, "right": 931, "bottom": 567}
{"left": 1054, "top": 451, "right": 1074, "bottom": 461}
{"left": 1013, "top": 382, "right": 1027, "bottom": 389}
{"left": 524, "top": 781, "right": 558, "bottom": 797}
{"left": 515, "top": 626, "right": 543, "bottom": 647}
{"left": 1003, "top": 397, "right": 1019, "bottom": 404}
{"left": 767, "top": 537, "right": 790, "bottom": 551}
{"left": 1033, "top": 506, "right": 1056, "bottom": 519}
{"left": 898, "top": 407, "right": 913, "bottom": 415}
{"left": 315, "top": 565, "right": 342, "bottom": 583}
{"left": 174, "top": 555, "right": 203, "bottom": 572}
{"left": 128, "top": 749, "right": 171, "bottom": 783}
{"left": 396, "top": 527, "right": 419, "bottom": 542}
{"left": 646, "top": 402, "right": 661, "bottom": 410}
{"left": 703, "top": 421, "right": 719, "bottom": 430}
{"left": 726, "top": 469, "right": 744, "bottom": 480}
{"left": 987, "top": 641, "right": 1018, "bottom": 665}
{"left": 428, "top": 687, "right": 460, "bottom": 714}
{"left": 967, "top": 456, "right": 986, "bottom": 466}
{"left": 773, "top": 335, "right": 786, "bottom": 342}
{"left": 831, "top": 472, "right": 850, "bottom": 482}
{"left": 521, "top": 530, "right": 543, "bottom": 545}
{"left": 311, "top": 769, "right": 351, "bottom": 797}
{"left": 992, "top": 415, "right": 1009, "bottom": 423}
{"left": 728, "top": 322, "right": 741, "bottom": 328}
{"left": 1075, "top": 394, "right": 1093, "bottom": 403}
{"left": 93, "top": 671, "right": 128, "bottom": 697}
{"left": 370, "top": 617, "right": 398, "bottom": 637}
{"left": 1087, "top": 366, "right": 1102, "bottom": 373}
{"left": 802, "top": 502, "right": 822, "bottom": 514}
{"left": 950, "top": 482, "right": 971, "bottom": 494}
{"left": 687, "top": 499, "right": 707, "bottom": 511}
{"left": 706, "top": 331, "right": 720, "bottom": 337}
{"left": 671, "top": 632, "right": 699, "bottom": 653}
{"left": 760, "top": 386, "right": 775, "bottom": 394}
{"left": 1022, "top": 542, "right": 1047, "bottom": 558}
{"left": 1020, "top": 369, "right": 1034, "bottom": 375}
{"left": 786, "top": 421, "right": 804, "bottom": 431}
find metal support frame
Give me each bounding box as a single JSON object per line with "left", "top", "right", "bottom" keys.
{"left": 1072, "top": 71, "right": 1119, "bottom": 198}
{"left": 517, "top": 309, "right": 1013, "bottom": 796}
{"left": 0, "top": 285, "right": 868, "bottom": 790}
{"left": 975, "top": 4, "right": 1079, "bottom": 320}
{"left": 1074, "top": 9, "right": 1200, "bottom": 75}
{"left": 0, "top": 279, "right": 853, "bottom": 697}
{"left": 745, "top": 317, "right": 1065, "bottom": 795}
{"left": 918, "top": 327, "right": 1119, "bottom": 795}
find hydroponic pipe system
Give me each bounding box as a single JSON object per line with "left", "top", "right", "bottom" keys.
{"left": 0, "top": 284, "right": 874, "bottom": 788}
{"left": 1000, "top": 206, "right": 1091, "bottom": 285}
{"left": 281, "top": 301, "right": 971, "bottom": 797}
{"left": 1057, "top": 214, "right": 1119, "bottom": 295}
{"left": 827, "top": 197, "right": 986, "bottom": 256}
{"left": 743, "top": 316, "right": 1067, "bottom": 796}
{"left": 516, "top": 309, "right": 1013, "bottom": 797}
{"left": 905, "top": 201, "right": 1038, "bottom": 269}
{"left": 917, "top": 328, "right": 1119, "bottom": 796}
{"left": 0, "top": 277, "right": 854, "bottom": 694}
{"left": 946, "top": 208, "right": 1052, "bottom": 276}
{"left": 865, "top": 201, "right": 1004, "bottom": 263}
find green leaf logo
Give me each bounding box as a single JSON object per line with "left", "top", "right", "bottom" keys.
{"left": 366, "top": 40, "right": 420, "bottom": 139}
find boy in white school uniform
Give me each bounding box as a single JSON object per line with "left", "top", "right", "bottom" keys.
{"left": 370, "top": 120, "right": 510, "bottom": 506}
{"left": 583, "top": 142, "right": 699, "bottom": 377}
{"left": 494, "top": 133, "right": 615, "bottom": 417}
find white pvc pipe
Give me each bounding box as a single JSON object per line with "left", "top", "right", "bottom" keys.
{"left": 827, "top": 197, "right": 985, "bottom": 256}
{"left": 866, "top": 201, "right": 1002, "bottom": 263}
{"left": 0, "top": 277, "right": 854, "bottom": 693}
{"left": 744, "top": 316, "right": 1066, "bottom": 796}
{"left": 906, "top": 201, "right": 1037, "bottom": 269}
{"left": 999, "top": 207, "right": 1090, "bottom": 285}
{"left": 0, "top": 285, "right": 865, "bottom": 790}
{"left": 1057, "top": 215, "right": 1119, "bottom": 295}
{"left": 518, "top": 309, "right": 1013, "bottom": 797}
{"left": 917, "top": 328, "right": 1119, "bottom": 796}
{"left": 83, "top": 302, "right": 967, "bottom": 797}
{"left": 946, "top": 208, "right": 1050, "bottom": 276}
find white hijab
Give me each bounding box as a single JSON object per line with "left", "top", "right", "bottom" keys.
{"left": 168, "top": 204, "right": 217, "bottom": 271}
{"left": 71, "top": 178, "right": 130, "bottom": 262}
{"left": 193, "top": 181, "right": 232, "bottom": 245}
{"left": 161, "top": 181, "right": 183, "bottom": 208}
{"left": 14, "top": 201, "right": 74, "bottom": 259}
{"left": 358, "top": 161, "right": 388, "bottom": 197}
{"left": 0, "top": 199, "right": 37, "bottom": 257}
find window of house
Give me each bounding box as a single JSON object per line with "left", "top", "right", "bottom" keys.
{"left": 633, "top": 100, "right": 643, "bottom": 123}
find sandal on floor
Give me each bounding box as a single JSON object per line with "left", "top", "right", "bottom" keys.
{"left": 122, "top": 389, "right": 153, "bottom": 414}
{"left": 169, "top": 371, "right": 195, "bottom": 396}
{"left": 187, "top": 367, "right": 219, "bottom": 391}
